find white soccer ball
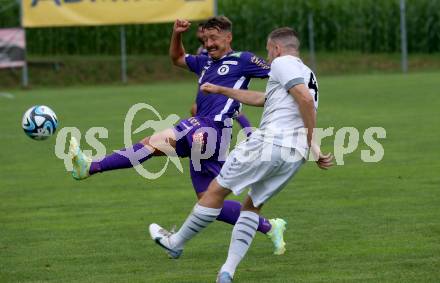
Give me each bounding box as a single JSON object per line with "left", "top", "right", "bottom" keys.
{"left": 22, "top": 105, "right": 58, "bottom": 140}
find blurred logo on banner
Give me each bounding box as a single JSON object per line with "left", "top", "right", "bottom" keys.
{"left": 23, "top": 0, "right": 214, "bottom": 27}
{"left": 0, "top": 28, "right": 26, "bottom": 69}
{"left": 31, "top": 0, "right": 61, "bottom": 7}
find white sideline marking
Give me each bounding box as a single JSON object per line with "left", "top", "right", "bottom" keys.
{"left": 0, "top": 93, "right": 15, "bottom": 99}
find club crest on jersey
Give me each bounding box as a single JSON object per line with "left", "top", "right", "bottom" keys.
{"left": 217, "top": 65, "right": 230, "bottom": 75}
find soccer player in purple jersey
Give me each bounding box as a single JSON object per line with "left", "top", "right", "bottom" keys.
{"left": 69, "top": 16, "right": 287, "bottom": 255}
{"left": 191, "top": 21, "right": 253, "bottom": 137}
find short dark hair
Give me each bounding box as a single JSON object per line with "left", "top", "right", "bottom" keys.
{"left": 268, "top": 27, "right": 300, "bottom": 50}
{"left": 202, "top": 16, "right": 232, "bottom": 32}
{"left": 198, "top": 21, "right": 205, "bottom": 28}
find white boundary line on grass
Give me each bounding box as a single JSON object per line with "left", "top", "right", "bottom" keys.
{"left": 0, "top": 92, "right": 15, "bottom": 99}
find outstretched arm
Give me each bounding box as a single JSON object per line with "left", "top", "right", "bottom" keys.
{"left": 170, "top": 19, "right": 191, "bottom": 69}
{"left": 201, "top": 83, "right": 265, "bottom": 107}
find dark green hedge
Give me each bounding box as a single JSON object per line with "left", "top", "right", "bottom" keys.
{"left": 0, "top": 0, "right": 439, "bottom": 55}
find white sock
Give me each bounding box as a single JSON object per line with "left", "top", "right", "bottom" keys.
{"left": 220, "top": 210, "right": 259, "bottom": 277}
{"left": 171, "top": 203, "right": 221, "bottom": 250}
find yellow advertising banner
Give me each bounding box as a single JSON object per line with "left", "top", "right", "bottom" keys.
{"left": 22, "top": 0, "right": 215, "bottom": 28}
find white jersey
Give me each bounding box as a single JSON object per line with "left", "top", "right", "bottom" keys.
{"left": 251, "top": 55, "right": 318, "bottom": 158}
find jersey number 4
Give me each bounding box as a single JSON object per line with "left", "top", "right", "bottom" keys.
{"left": 308, "top": 73, "right": 319, "bottom": 102}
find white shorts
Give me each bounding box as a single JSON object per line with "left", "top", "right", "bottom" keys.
{"left": 216, "top": 137, "right": 305, "bottom": 207}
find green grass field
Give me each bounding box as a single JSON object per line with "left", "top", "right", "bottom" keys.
{"left": 1, "top": 72, "right": 439, "bottom": 282}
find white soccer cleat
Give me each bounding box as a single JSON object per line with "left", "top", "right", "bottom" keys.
{"left": 216, "top": 271, "right": 233, "bottom": 283}
{"left": 69, "top": 137, "right": 92, "bottom": 180}
{"left": 148, "top": 223, "right": 182, "bottom": 259}
{"left": 267, "top": 218, "right": 287, "bottom": 255}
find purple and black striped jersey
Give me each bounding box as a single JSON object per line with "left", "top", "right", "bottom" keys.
{"left": 185, "top": 51, "right": 270, "bottom": 122}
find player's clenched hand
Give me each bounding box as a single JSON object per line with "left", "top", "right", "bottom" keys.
{"left": 201, "top": 83, "right": 222, "bottom": 94}
{"left": 316, "top": 152, "right": 333, "bottom": 170}
{"left": 173, "top": 19, "right": 191, "bottom": 34}
{"left": 309, "top": 142, "right": 333, "bottom": 170}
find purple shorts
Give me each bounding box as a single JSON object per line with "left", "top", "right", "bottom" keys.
{"left": 174, "top": 117, "right": 231, "bottom": 194}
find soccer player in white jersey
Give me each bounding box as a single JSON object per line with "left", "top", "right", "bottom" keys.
{"left": 149, "top": 27, "right": 333, "bottom": 282}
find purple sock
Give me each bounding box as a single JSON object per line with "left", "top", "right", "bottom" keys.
{"left": 217, "top": 200, "right": 272, "bottom": 234}
{"left": 258, "top": 216, "right": 272, "bottom": 234}
{"left": 235, "top": 114, "right": 253, "bottom": 137}
{"left": 89, "top": 143, "right": 152, "bottom": 175}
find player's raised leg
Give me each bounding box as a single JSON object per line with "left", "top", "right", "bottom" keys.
{"left": 69, "top": 128, "right": 176, "bottom": 180}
